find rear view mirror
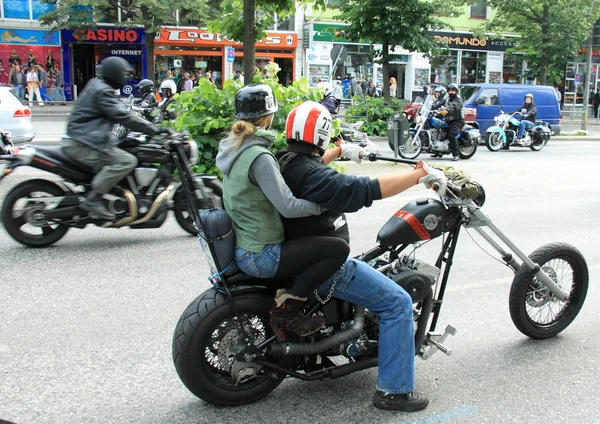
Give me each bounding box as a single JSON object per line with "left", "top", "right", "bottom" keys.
{"left": 475, "top": 97, "right": 487, "bottom": 105}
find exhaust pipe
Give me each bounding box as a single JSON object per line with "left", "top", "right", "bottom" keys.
{"left": 269, "top": 306, "right": 365, "bottom": 356}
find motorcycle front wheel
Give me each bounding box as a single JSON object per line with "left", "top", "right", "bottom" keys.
{"left": 397, "top": 137, "right": 422, "bottom": 160}
{"left": 486, "top": 133, "right": 503, "bottom": 151}
{"left": 1, "top": 180, "right": 70, "bottom": 247}
{"left": 508, "top": 243, "right": 588, "bottom": 339}
{"left": 173, "top": 178, "right": 223, "bottom": 235}
{"left": 172, "top": 289, "right": 293, "bottom": 406}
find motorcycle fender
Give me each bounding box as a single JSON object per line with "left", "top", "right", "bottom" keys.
{"left": 216, "top": 283, "right": 276, "bottom": 297}
{"left": 486, "top": 126, "right": 506, "bottom": 143}
{"left": 168, "top": 174, "right": 219, "bottom": 208}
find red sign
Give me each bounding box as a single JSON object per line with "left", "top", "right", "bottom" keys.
{"left": 73, "top": 29, "right": 140, "bottom": 43}
{"left": 157, "top": 28, "right": 297, "bottom": 49}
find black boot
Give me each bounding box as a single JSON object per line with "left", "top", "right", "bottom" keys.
{"left": 270, "top": 289, "right": 326, "bottom": 341}
{"left": 373, "top": 390, "right": 429, "bottom": 412}
{"left": 81, "top": 191, "right": 115, "bottom": 220}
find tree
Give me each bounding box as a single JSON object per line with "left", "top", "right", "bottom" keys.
{"left": 208, "top": 0, "right": 326, "bottom": 85}
{"left": 336, "top": 0, "right": 450, "bottom": 100}
{"left": 454, "top": 0, "right": 600, "bottom": 85}
{"left": 39, "top": 0, "right": 221, "bottom": 80}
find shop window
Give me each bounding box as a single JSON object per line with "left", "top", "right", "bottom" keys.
{"left": 460, "top": 51, "right": 486, "bottom": 84}
{"left": 275, "top": 14, "right": 295, "bottom": 31}
{"left": 469, "top": 1, "right": 487, "bottom": 19}
{"left": 3, "top": 0, "right": 30, "bottom": 19}
{"left": 430, "top": 50, "right": 458, "bottom": 85}
{"left": 32, "top": 0, "right": 55, "bottom": 19}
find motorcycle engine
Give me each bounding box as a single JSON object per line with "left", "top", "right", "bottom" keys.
{"left": 339, "top": 312, "right": 379, "bottom": 359}
{"left": 432, "top": 139, "right": 449, "bottom": 152}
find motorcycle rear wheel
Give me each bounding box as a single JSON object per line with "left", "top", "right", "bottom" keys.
{"left": 529, "top": 135, "right": 547, "bottom": 151}
{"left": 486, "top": 133, "right": 503, "bottom": 152}
{"left": 173, "top": 178, "right": 223, "bottom": 235}
{"left": 508, "top": 243, "right": 588, "bottom": 339}
{"left": 172, "top": 290, "right": 292, "bottom": 406}
{"left": 1, "top": 180, "right": 70, "bottom": 247}
{"left": 458, "top": 141, "right": 477, "bottom": 159}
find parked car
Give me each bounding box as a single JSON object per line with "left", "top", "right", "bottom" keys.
{"left": 460, "top": 83, "right": 561, "bottom": 136}
{"left": 0, "top": 87, "right": 36, "bottom": 143}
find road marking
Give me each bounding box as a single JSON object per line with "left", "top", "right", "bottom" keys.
{"left": 408, "top": 406, "right": 478, "bottom": 423}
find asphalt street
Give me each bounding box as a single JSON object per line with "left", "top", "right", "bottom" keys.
{"left": 1, "top": 123, "right": 600, "bottom": 423}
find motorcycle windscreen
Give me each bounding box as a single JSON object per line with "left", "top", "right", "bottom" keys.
{"left": 377, "top": 198, "right": 446, "bottom": 246}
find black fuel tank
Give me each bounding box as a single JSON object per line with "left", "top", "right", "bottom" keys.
{"left": 377, "top": 198, "right": 447, "bottom": 246}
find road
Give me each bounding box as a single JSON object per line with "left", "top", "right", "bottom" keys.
{"left": 1, "top": 126, "right": 600, "bottom": 423}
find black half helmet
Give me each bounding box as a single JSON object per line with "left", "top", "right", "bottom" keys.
{"left": 447, "top": 83, "right": 459, "bottom": 92}
{"left": 138, "top": 78, "right": 155, "bottom": 96}
{"left": 234, "top": 83, "right": 278, "bottom": 120}
{"left": 100, "top": 56, "right": 130, "bottom": 89}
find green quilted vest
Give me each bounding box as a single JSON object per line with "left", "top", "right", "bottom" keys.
{"left": 223, "top": 145, "right": 284, "bottom": 253}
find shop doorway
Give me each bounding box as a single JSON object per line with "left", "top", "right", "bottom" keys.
{"left": 72, "top": 43, "right": 96, "bottom": 95}
{"left": 274, "top": 58, "right": 292, "bottom": 86}
{"left": 389, "top": 64, "right": 406, "bottom": 100}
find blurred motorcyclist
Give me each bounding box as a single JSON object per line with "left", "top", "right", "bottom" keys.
{"left": 510, "top": 93, "right": 537, "bottom": 147}
{"left": 431, "top": 86, "right": 447, "bottom": 110}
{"left": 434, "top": 83, "right": 463, "bottom": 161}
{"left": 62, "top": 57, "right": 170, "bottom": 221}
{"left": 136, "top": 79, "right": 159, "bottom": 120}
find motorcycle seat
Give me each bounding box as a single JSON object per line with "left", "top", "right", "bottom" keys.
{"left": 29, "top": 145, "right": 94, "bottom": 173}
{"left": 223, "top": 271, "right": 292, "bottom": 289}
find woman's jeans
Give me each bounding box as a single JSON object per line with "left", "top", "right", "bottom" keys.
{"left": 235, "top": 244, "right": 281, "bottom": 278}
{"left": 317, "top": 258, "right": 415, "bottom": 394}
{"left": 517, "top": 120, "right": 534, "bottom": 139}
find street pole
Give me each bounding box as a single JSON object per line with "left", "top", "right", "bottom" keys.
{"left": 582, "top": 24, "right": 593, "bottom": 131}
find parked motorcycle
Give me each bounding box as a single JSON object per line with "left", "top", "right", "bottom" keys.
{"left": 171, "top": 153, "right": 588, "bottom": 406}
{"left": 486, "top": 109, "right": 553, "bottom": 152}
{"left": 0, "top": 131, "right": 222, "bottom": 247}
{"left": 391, "top": 95, "right": 480, "bottom": 160}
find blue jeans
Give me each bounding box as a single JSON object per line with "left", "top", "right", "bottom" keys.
{"left": 517, "top": 120, "right": 534, "bottom": 139}
{"left": 40, "top": 86, "right": 52, "bottom": 102}
{"left": 235, "top": 244, "right": 281, "bottom": 278}
{"left": 14, "top": 85, "right": 24, "bottom": 100}
{"left": 52, "top": 87, "right": 66, "bottom": 102}
{"left": 317, "top": 258, "right": 415, "bottom": 394}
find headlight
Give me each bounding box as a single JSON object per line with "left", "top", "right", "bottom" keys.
{"left": 187, "top": 140, "right": 199, "bottom": 165}
{"left": 416, "top": 115, "right": 425, "bottom": 125}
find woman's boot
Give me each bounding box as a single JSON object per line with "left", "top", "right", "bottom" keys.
{"left": 270, "top": 289, "right": 325, "bottom": 341}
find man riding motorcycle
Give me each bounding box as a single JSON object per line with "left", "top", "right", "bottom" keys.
{"left": 433, "top": 83, "right": 464, "bottom": 161}
{"left": 136, "top": 78, "right": 159, "bottom": 120}
{"left": 509, "top": 93, "right": 537, "bottom": 147}
{"left": 62, "top": 57, "right": 170, "bottom": 221}
{"left": 277, "top": 101, "right": 447, "bottom": 412}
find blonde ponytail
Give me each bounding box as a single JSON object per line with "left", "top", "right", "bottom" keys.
{"left": 226, "top": 114, "right": 274, "bottom": 151}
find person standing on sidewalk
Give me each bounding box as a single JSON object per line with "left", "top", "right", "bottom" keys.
{"left": 9, "top": 64, "right": 25, "bottom": 100}
{"left": 26, "top": 66, "right": 44, "bottom": 107}
{"left": 38, "top": 65, "right": 53, "bottom": 103}
{"left": 53, "top": 63, "right": 66, "bottom": 104}
{"left": 593, "top": 89, "right": 600, "bottom": 119}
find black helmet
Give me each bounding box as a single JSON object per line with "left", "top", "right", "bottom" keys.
{"left": 138, "top": 79, "right": 155, "bottom": 96}
{"left": 100, "top": 57, "right": 130, "bottom": 89}
{"left": 447, "top": 83, "right": 459, "bottom": 92}
{"left": 234, "top": 83, "right": 278, "bottom": 120}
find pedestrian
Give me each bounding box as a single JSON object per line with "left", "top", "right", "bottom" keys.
{"left": 423, "top": 82, "right": 432, "bottom": 97}
{"left": 37, "top": 65, "right": 53, "bottom": 103}
{"left": 235, "top": 70, "right": 244, "bottom": 85}
{"left": 9, "top": 64, "right": 25, "bottom": 101}
{"left": 184, "top": 72, "right": 193, "bottom": 92}
{"left": 593, "top": 88, "right": 600, "bottom": 119}
{"left": 349, "top": 75, "right": 357, "bottom": 97}
{"left": 555, "top": 86, "right": 562, "bottom": 110}
{"left": 53, "top": 63, "right": 66, "bottom": 104}
{"left": 26, "top": 66, "right": 43, "bottom": 106}
{"left": 175, "top": 71, "right": 186, "bottom": 93}
{"left": 360, "top": 78, "right": 369, "bottom": 94}
{"left": 390, "top": 77, "right": 397, "bottom": 98}
{"left": 367, "top": 81, "right": 378, "bottom": 97}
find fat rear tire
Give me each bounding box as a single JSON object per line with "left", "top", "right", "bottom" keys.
{"left": 172, "top": 289, "right": 289, "bottom": 406}
{"left": 1, "top": 179, "right": 70, "bottom": 247}
{"left": 508, "top": 243, "right": 588, "bottom": 339}
{"left": 458, "top": 141, "right": 477, "bottom": 159}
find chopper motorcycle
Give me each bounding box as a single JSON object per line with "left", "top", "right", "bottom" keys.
{"left": 391, "top": 95, "right": 480, "bottom": 160}
{"left": 171, "top": 154, "right": 588, "bottom": 406}
{"left": 0, "top": 131, "right": 222, "bottom": 247}
{"left": 486, "top": 109, "right": 553, "bottom": 152}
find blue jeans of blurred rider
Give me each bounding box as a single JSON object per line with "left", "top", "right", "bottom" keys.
{"left": 317, "top": 258, "right": 415, "bottom": 394}
{"left": 517, "top": 120, "right": 534, "bottom": 139}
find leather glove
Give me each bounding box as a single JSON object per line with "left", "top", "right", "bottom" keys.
{"left": 415, "top": 160, "right": 447, "bottom": 195}
{"left": 340, "top": 142, "right": 366, "bottom": 164}
{"left": 439, "top": 109, "right": 449, "bottom": 116}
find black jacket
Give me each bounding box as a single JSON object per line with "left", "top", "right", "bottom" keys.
{"left": 278, "top": 150, "right": 382, "bottom": 243}
{"left": 512, "top": 102, "right": 537, "bottom": 123}
{"left": 66, "top": 78, "right": 159, "bottom": 152}
{"left": 10, "top": 70, "right": 24, "bottom": 86}
{"left": 444, "top": 94, "right": 465, "bottom": 123}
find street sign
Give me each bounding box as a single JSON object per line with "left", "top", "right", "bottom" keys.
{"left": 226, "top": 47, "right": 235, "bottom": 63}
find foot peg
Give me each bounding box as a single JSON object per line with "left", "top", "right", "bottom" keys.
{"left": 420, "top": 325, "right": 457, "bottom": 360}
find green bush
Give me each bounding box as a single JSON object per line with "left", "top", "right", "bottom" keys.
{"left": 171, "top": 63, "right": 324, "bottom": 177}
{"left": 345, "top": 96, "right": 406, "bottom": 136}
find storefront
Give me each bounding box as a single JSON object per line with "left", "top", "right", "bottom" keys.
{"left": 0, "top": 28, "right": 61, "bottom": 85}
{"left": 155, "top": 28, "right": 298, "bottom": 87}
{"left": 61, "top": 27, "right": 147, "bottom": 100}
{"left": 563, "top": 55, "right": 600, "bottom": 105}
{"left": 408, "top": 31, "right": 522, "bottom": 99}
